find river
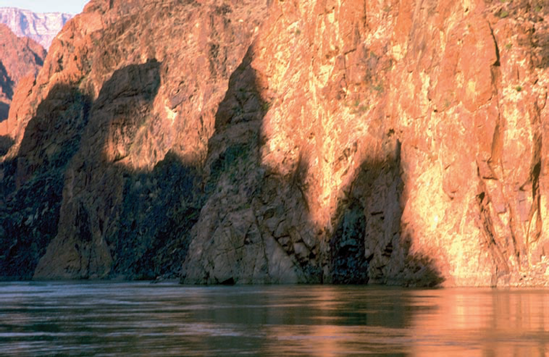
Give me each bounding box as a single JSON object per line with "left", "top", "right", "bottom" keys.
{"left": 0, "top": 282, "right": 548, "bottom": 356}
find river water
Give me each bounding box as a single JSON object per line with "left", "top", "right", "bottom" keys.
{"left": 0, "top": 282, "right": 548, "bottom": 356}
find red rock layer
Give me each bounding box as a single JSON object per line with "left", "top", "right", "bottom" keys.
{"left": 0, "top": 24, "right": 46, "bottom": 135}
{"left": 182, "top": 0, "right": 549, "bottom": 286}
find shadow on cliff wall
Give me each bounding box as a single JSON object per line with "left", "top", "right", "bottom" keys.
{"left": 187, "top": 44, "right": 444, "bottom": 287}
{"left": 110, "top": 152, "right": 202, "bottom": 280}
{"left": 32, "top": 60, "right": 204, "bottom": 280}
{"left": 0, "top": 60, "right": 12, "bottom": 122}
{"left": 2, "top": 47, "right": 443, "bottom": 285}
{"left": 0, "top": 134, "right": 13, "bottom": 156}
{"left": 0, "top": 60, "right": 201, "bottom": 280}
{"left": 101, "top": 63, "right": 203, "bottom": 280}
{"left": 0, "top": 62, "right": 13, "bottom": 100}
{"left": 0, "top": 102, "right": 9, "bottom": 122}
{"left": 0, "top": 84, "right": 91, "bottom": 280}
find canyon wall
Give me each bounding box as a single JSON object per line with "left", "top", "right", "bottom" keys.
{"left": 1, "top": 0, "right": 548, "bottom": 286}
{"left": 0, "top": 24, "right": 46, "bottom": 148}
{"left": 0, "top": 7, "right": 72, "bottom": 49}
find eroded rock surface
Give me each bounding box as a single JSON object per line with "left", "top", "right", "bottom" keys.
{"left": 182, "top": 0, "right": 549, "bottom": 287}
{"left": 0, "top": 24, "right": 46, "bottom": 138}
{"left": 1, "top": 0, "right": 549, "bottom": 286}
{"left": 1, "top": 0, "right": 270, "bottom": 280}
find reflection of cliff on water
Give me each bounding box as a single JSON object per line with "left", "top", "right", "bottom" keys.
{"left": 1, "top": 284, "right": 549, "bottom": 356}
{"left": 409, "top": 289, "right": 549, "bottom": 357}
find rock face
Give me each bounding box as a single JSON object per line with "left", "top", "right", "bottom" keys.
{"left": 1, "top": 0, "right": 270, "bottom": 280}
{"left": 1, "top": 0, "right": 548, "bottom": 286}
{"left": 0, "top": 24, "right": 46, "bottom": 142}
{"left": 0, "top": 7, "right": 72, "bottom": 49}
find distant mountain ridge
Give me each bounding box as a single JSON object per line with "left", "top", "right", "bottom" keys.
{"left": 0, "top": 7, "right": 72, "bottom": 49}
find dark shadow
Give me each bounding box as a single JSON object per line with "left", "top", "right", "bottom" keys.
{"left": 2, "top": 55, "right": 244, "bottom": 281}
{"left": 179, "top": 43, "right": 444, "bottom": 287}
{"left": 330, "top": 200, "right": 369, "bottom": 284}
{"left": 98, "top": 61, "right": 203, "bottom": 280}
{"left": 32, "top": 51, "right": 45, "bottom": 68}
{"left": 27, "top": 59, "right": 207, "bottom": 280}
{"left": 2, "top": 35, "right": 442, "bottom": 285}
{"left": 0, "top": 62, "right": 14, "bottom": 101}
{"left": 111, "top": 151, "right": 202, "bottom": 280}
{"left": 0, "top": 102, "right": 9, "bottom": 122}
{"left": 0, "top": 135, "right": 13, "bottom": 156}
{"left": 0, "top": 61, "right": 13, "bottom": 123}
{"left": 179, "top": 46, "right": 267, "bottom": 284}
{"left": 0, "top": 84, "right": 92, "bottom": 280}
{"left": 334, "top": 153, "right": 444, "bottom": 287}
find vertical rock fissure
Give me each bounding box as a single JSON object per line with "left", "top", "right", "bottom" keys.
{"left": 476, "top": 189, "right": 510, "bottom": 284}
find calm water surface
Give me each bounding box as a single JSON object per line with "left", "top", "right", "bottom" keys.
{"left": 0, "top": 282, "right": 548, "bottom": 356}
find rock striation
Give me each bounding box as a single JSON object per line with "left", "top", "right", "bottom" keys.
{"left": 1, "top": 0, "right": 548, "bottom": 286}
{"left": 0, "top": 7, "right": 72, "bottom": 49}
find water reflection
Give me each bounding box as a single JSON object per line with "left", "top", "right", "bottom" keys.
{"left": 0, "top": 283, "right": 548, "bottom": 356}
{"left": 409, "top": 289, "right": 549, "bottom": 357}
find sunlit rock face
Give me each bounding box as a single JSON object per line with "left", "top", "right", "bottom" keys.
{"left": 0, "top": 7, "right": 72, "bottom": 49}
{"left": 182, "top": 0, "right": 549, "bottom": 287}
{"left": 0, "top": 24, "right": 46, "bottom": 138}
{"left": 1, "top": 0, "right": 548, "bottom": 286}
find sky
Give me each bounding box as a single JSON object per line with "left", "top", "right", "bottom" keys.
{"left": 0, "top": 0, "right": 89, "bottom": 14}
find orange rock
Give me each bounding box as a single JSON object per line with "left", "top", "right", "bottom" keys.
{"left": 2, "top": 0, "right": 549, "bottom": 286}
{"left": 0, "top": 24, "right": 46, "bottom": 133}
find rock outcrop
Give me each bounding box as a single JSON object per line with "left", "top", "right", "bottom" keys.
{"left": 0, "top": 24, "right": 46, "bottom": 143}
{"left": 0, "top": 7, "right": 72, "bottom": 49}
{"left": 1, "top": 0, "right": 271, "bottom": 280}
{"left": 1, "top": 0, "right": 548, "bottom": 286}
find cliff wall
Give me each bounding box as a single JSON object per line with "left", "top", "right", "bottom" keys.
{"left": 0, "top": 24, "right": 45, "bottom": 146}
{"left": 1, "top": 0, "right": 548, "bottom": 286}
